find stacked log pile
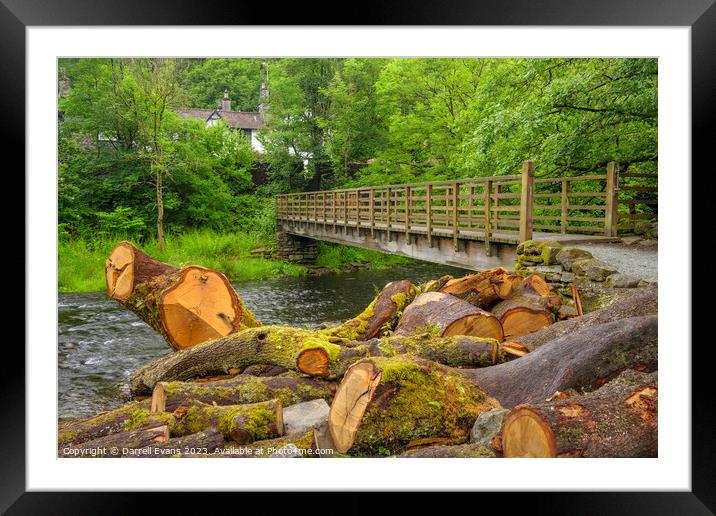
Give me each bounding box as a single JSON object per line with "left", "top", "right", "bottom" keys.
{"left": 58, "top": 243, "right": 658, "bottom": 459}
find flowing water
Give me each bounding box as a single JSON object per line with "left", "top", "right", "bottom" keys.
{"left": 58, "top": 262, "right": 469, "bottom": 419}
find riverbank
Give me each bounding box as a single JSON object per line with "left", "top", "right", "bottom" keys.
{"left": 58, "top": 230, "right": 414, "bottom": 293}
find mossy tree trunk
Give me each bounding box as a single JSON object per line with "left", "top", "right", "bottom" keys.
{"left": 130, "top": 325, "right": 508, "bottom": 396}
{"left": 326, "top": 280, "right": 419, "bottom": 340}
{"left": 136, "top": 428, "right": 226, "bottom": 457}
{"left": 328, "top": 356, "right": 500, "bottom": 456}
{"left": 152, "top": 374, "right": 336, "bottom": 413}
{"left": 459, "top": 315, "right": 658, "bottom": 409}
{"left": 502, "top": 369, "right": 657, "bottom": 457}
{"left": 58, "top": 399, "right": 151, "bottom": 446}
{"left": 59, "top": 425, "right": 170, "bottom": 457}
{"left": 106, "top": 241, "right": 261, "bottom": 351}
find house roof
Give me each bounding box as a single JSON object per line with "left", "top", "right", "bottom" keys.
{"left": 173, "top": 107, "right": 265, "bottom": 130}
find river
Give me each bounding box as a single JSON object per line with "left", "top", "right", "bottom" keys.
{"left": 58, "top": 262, "right": 469, "bottom": 419}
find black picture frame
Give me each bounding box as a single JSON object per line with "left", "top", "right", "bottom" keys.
{"left": 5, "top": 0, "right": 707, "bottom": 512}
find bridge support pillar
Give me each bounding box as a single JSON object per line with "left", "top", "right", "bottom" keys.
{"left": 276, "top": 227, "right": 319, "bottom": 264}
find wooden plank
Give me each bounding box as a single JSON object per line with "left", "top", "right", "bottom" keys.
{"left": 369, "top": 189, "right": 375, "bottom": 238}
{"left": 405, "top": 186, "right": 411, "bottom": 238}
{"left": 427, "top": 184, "right": 433, "bottom": 247}
{"left": 453, "top": 183, "right": 460, "bottom": 251}
{"left": 605, "top": 161, "right": 619, "bottom": 237}
{"left": 619, "top": 186, "right": 657, "bottom": 192}
{"left": 484, "top": 180, "right": 492, "bottom": 256}
{"left": 519, "top": 160, "right": 535, "bottom": 242}
{"left": 560, "top": 179, "right": 569, "bottom": 234}
{"left": 386, "top": 187, "right": 392, "bottom": 241}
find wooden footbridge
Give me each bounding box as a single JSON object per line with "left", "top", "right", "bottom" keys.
{"left": 275, "top": 161, "right": 657, "bottom": 270}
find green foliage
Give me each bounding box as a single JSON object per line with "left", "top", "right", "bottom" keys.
{"left": 315, "top": 242, "right": 413, "bottom": 270}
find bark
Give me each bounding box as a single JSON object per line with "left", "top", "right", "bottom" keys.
{"left": 152, "top": 374, "right": 336, "bottom": 413}
{"left": 59, "top": 425, "right": 170, "bottom": 458}
{"left": 58, "top": 400, "right": 151, "bottom": 446}
{"left": 150, "top": 400, "right": 284, "bottom": 444}
{"left": 105, "top": 241, "right": 261, "bottom": 350}
{"left": 396, "top": 442, "right": 497, "bottom": 458}
{"left": 135, "top": 428, "right": 226, "bottom": 457}
{"left": 326, "top": 280, "right": 418, "bottom": 340}
{"left": 129, "top": 326, "right": 507, "bottom": 396}
{"left": 328, "top": 356, "right": 499, "bottom": 456}
{"left": 418, "top": 275, "right": 453, "bottom": 293}
{"left": 502, "top": 369, "right": 657, "bottom": 457}
{"left": 513, "top": 286, "right": 657, "bottom": 351}
{"left": 438, "top": 268, "right": 522, "bottom": 308}
{"left": 459, "top": 315, "right": 658, "bottom": 409}
{"left": 394, "top": 292, "right": 504, "bottom": 341}
{"left": 193, "top": 430, "right": 319, "bottom": 458}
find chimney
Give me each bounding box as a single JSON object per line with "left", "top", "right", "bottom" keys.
{"left": 258, "top": 83, "right": 269, "bottom": 113}
{"left": 221, "top": 89, "right": 231, "bottom": 111}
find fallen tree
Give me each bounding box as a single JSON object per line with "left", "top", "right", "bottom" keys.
{"left": 59, "top": 425, "right": 170, "bottom": 458}
{"left": 458, "top": 315, "right": 658, "bottom": 408}
{"left": 151, "top": 374, "right": 336, "bottom": 413}
{"left": 394, "top": 292, "right": 504, "bottom": 341}
{"left": 135, "top": 428, "right": 226, "bottom": 457}
{"left": 502, "top": 369, "right": 657, "bottom": 457}
{"left": 327, "top": 356, "right": 499, "bottom": 456}
{"left": 437, "top": 268, "right": 521, "bottom": 308}
{"left": 58, "top": 400, "right": 151, "bottom": 446}
{"left": 396, "top": 442, "right": 497, "bottom": 458}
{"left": 129, "top": 326, "right": 507, "bottom": 396}
{"left": 105, "top": 241, "right": 261, "bottom": 350}
{"left": 513, "top": 286, "right": 658, "bottom": 351}
{"left": 326, "top": 280, "right": 419, "bottom": 340}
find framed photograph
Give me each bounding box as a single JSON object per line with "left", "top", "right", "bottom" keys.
{"left": 7, "top": 0, "right": 708, "bottom": 511}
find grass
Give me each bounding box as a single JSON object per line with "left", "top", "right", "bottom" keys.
{"left": 315, "top": 242, "right": 413, "bottom": 270}
{"left": 58, "top": 229, "right": 415, "bottom": 293}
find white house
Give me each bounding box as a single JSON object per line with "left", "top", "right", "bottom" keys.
{"left": 174, "top": 84, "right": 268, "bottom": 153}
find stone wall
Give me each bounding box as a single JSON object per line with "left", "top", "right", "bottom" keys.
{"left": 514, "top": 240, "right": 649, "bottom": 298}
{"left": 276, "top": 228, "right": 319, "bottom": 264}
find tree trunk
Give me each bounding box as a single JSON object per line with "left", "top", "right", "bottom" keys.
{"left": 58, "top": 399, "right": 151, "bottom": 446}
{"left": 135, "top": 428, "right": 226, "bottom": 457}
{"left": 438, "top": 267, "right": 521, "bottom": 308}
{"left": 327, "top": 356, "right": 499, "bottom": 456}
{"left": 394, "top": 292, "right": 504, "bottom": 341}
{"left": 156, "top": 165, "right": 165, "bottom": 252}
{"left": 491, "top": 295, "right": 555, "bottom": 340}
{"left": 146, "top": 399, "right": 284, "bottom": 444}
{"left": 396, "top": 442, "right": 497, "bottom": 458}
{"left": 59, "top": 425, "right": 170, "bottom": 457}
{"left": 106, "top": 241, "right": 261, "bottom": 350}
{"left": 502, "top": 369, "right": 657, "bottom": 457}
{"left": 513, "top": 286, "right": 657, "bottom": 351}
{"left": 192, "top": 430, "right": 318, "bottom": 458}
{"left": 129, "top": 326, "right": 507, "bottom": 396}
{"left": 151, "top": 374, "right": 336, "bottom": 413}
{"left": 459, "top": 315, "right": 658, "bottom": 409}
{"left": 326, "top": 280, "right": 418, "bottom": 340}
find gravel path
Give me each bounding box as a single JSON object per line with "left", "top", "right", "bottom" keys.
{"left": 570, "top": 241, "right": 658, "bottom": 282}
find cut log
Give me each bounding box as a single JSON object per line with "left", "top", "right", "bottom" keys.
{"left": 418, "top": 275, "right": 453, "bottom": 293}
{"left": 396, "top": 442, "right": 497, "bottom": 458}
{"left": 394, "top": 292, "right": 504, "bottom": 341}
{"left": 58, "top": 399, "right": 151, "bottom": 446}
{"left": 438, "top": 268, "right": 521, "bottom": 308}
{"left": 130, "top": 325, "right": 507, "bottom": 396}
{"left": 105, "top": 241, "right": 260, "bottom": 350}
{"left": 502, "top": 369, "right": 657, "bottom": 457}
{"left": 513, "top": 286, "right": 657, "bottom": 351}
{"left": 459, "top": 315, "right": 658, "bottom": 409}
{"left": 152, "top": 374, "right": 335, "bottom": 413}
{"left": 135, "top": 428, "right": 226, "bottom": 457}
{"left": 59, "top": 425, "right": 170, "bottom": 458}
{"left": 327, "top": 280, "right": 418, "bottom": 340}
{"left": 328, "top": 356, "right": 499, "bottom": 456}
{"left": 491, "top": 293, "right": 554, "bottom": 340}
{"left": 522, "top": 274, "right": 552, "bottom": 297}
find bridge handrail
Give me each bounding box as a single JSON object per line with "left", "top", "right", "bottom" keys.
{"left": 275, "top": 161, "right": 657, "bottom": 247}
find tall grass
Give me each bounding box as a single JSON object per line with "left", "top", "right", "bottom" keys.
{"left": 58, "top": 230, "right": 306, "bottom": 293}
{"left": 315, "top": 242, "right": 413, "bottom": 270}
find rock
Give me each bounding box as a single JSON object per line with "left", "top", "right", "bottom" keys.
{"left": 528, "top": 265, "right": 563, "bottom": 274}
{"left": 545, "top": 272, "right": 562, "bottom": 282}
{"left": 621, "top": 236, "right": 643, "bottom": 246}
{"left": 470, "top": 408, "right": 510, "bottom": 446}
{"left": 604, "top": 274, "right": 642, "bottom": 288}
{"left": 638, "top": 278, "right": 658, "bottom": 287}
{"left": 250, "top": 247, "right": 272, "bottom": 256}
{"left": 517, "top": 240, "right": 543, "bottom": 256}
{"left": 282, "top": 399, "right": 330, "bottom": 437}
{"left": 269, "top": 443, "right": 301, "bottom": 458}
{"left": 560, "top": 272, "right": 575, "bottom": 283}
{"left": 571, "top": 258, "right": 618, "bottom": 282}
{"left": 539, "top": 241, "right": 562, "bottom": 265}
{"left": 555, "top": 248, "right": 593, "bottom": 271}
{"left": 633, "top": 221, "right": 651, "bottom": 235}
{"left": 519, "top": 256, "right": 543, "bottom": 265}
{"left": 637, "top": 239, "right": 657, "bottom": 247}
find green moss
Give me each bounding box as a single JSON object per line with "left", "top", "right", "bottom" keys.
{"left": 123, "top": 409, "right": 151, "bottom": 431}
{"left": 182, "top": 405, "right": 208, "bottom": 434}
{"left": 299, "top": 337, "right": 342, "bottom": 362}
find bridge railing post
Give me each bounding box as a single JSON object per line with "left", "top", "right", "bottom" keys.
{"left": 519, "top": 160, "right": 535, "bottom": 242}
{"left": 605, "top": 161, "right": 619, "bottom": 237}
